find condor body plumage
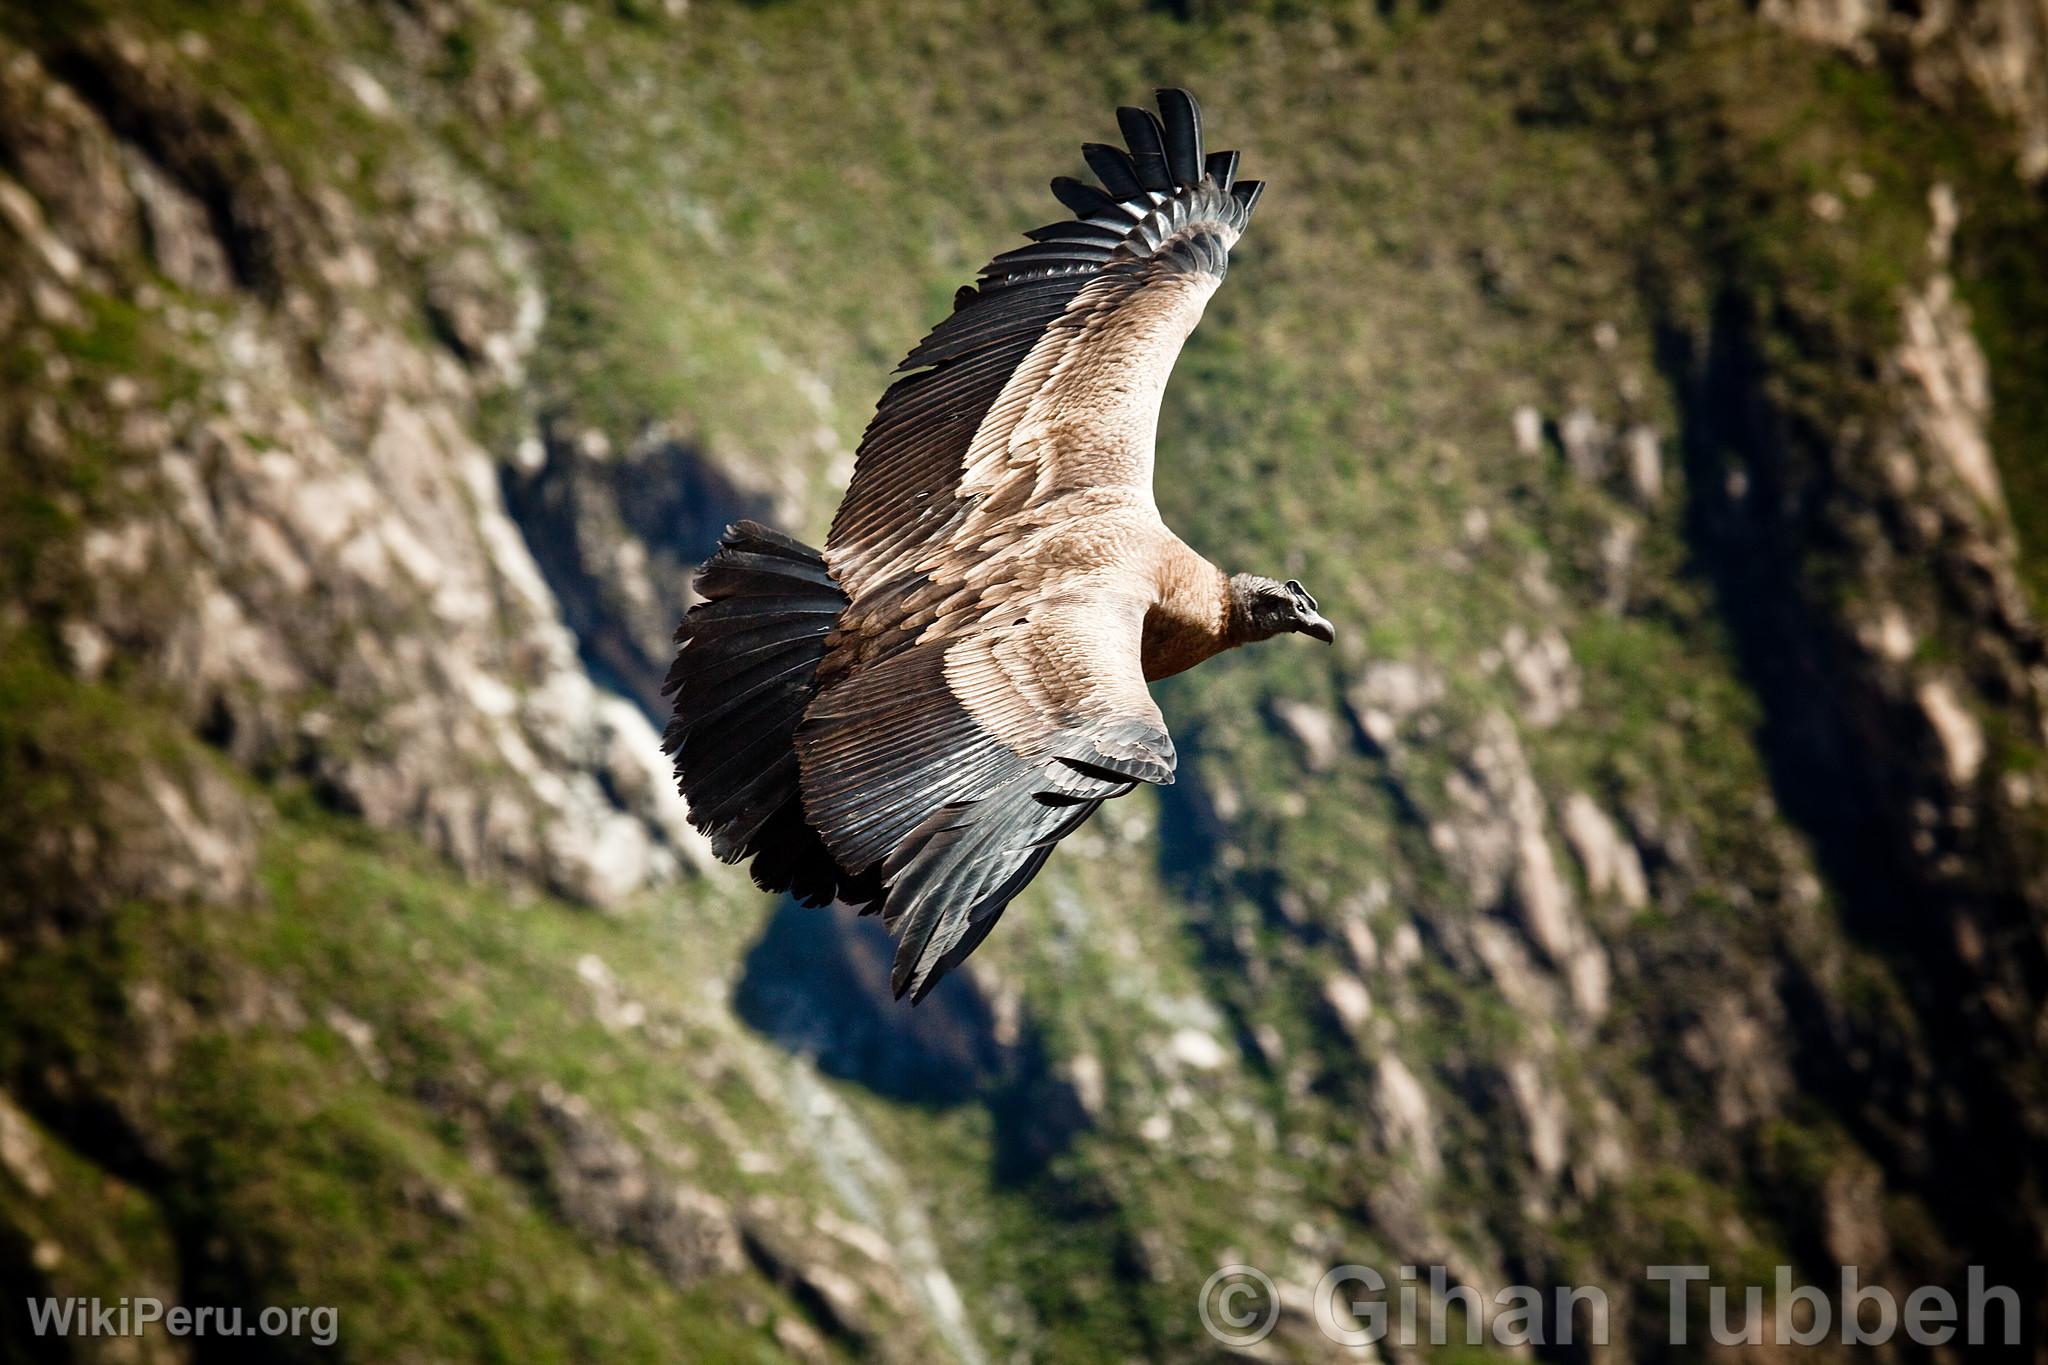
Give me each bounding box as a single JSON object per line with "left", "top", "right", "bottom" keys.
{"left": 664, "top": 89, "right": 1332, "bottom": 1001}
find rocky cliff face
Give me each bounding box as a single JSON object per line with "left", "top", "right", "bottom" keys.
{"left": 2, "top": 2, "right": 2045, "bottom": 1362}
{"left": 1764, "top": 0, "right": 2048, "bottom": 179}
{"left": 0, "top": 22, "right": 700, "bottom": 907}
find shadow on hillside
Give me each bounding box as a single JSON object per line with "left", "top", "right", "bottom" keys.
{"left": 735, "top": 903, "right": 1002, "bottom": 1104}
{"left": 1660, "top": 288, "right": 2048, "bottom": 1338}
{"left": 500, "top": 421, "right": 778, "bottom": 716}
{"left": 733, "top": 903, "right": 1094, "bottom": 1186}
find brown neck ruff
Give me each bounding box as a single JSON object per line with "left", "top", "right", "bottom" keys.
{"left": 1141, "top": 548, "right": 1234, "bottom": 681}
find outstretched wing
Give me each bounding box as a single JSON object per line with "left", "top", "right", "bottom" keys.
{"left": 797, "top": 89, "right": 1261, "bottom": 1000}
{"left": 824, "top": 87, "right": 1262, "bottom": 604}
{"left": 798, "top": 587, "right": 1173, "bottom": 1001}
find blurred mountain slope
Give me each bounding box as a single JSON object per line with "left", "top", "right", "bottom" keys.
{"left": 1, "top": 1, "right": 2045, "bottom": 1361}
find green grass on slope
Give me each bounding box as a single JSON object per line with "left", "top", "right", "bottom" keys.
{"left": 1959, "top": 188, "right": 2048, "bottom": 609}
{"left": 5, "top": 0, "right": 2047, "bottom": 1360}
{"left": 0, "top": 647, "right": 803, "bottom": 1362}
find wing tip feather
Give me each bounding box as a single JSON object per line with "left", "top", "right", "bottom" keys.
{"left": 1154, "top": 87, "right": 1203, "bottom": 185}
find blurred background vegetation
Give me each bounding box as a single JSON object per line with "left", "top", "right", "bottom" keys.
{"left": 1, "top": 0, "right": 2045, "bottom": 1360}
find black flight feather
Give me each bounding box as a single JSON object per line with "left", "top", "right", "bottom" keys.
{"left": 1082, "top": 141, "right": 1146, "bottom": 200}
{"left": 1116, "top": 105, "right": 1173, "bottom": 191}
{"left": 1155, "top": 88, "right": 1203, "bottom": 185}
{"left": 1204, "top": 148, "right": 1239, "bottom": 190}
{"left": 1049, "top": 175, "right": 1121, "bottom": 219}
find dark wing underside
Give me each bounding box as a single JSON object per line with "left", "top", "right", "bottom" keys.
{"left": 799, "top": 89, "right": 1260, "bottom": 999}
{"left": 799, "top": 599, "right": 1173, "bottom": 1001}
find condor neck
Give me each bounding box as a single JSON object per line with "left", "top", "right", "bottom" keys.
{"left": 1141, "top": 558, "right": 1235, "bottom": 681}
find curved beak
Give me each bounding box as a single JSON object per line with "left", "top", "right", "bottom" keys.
{"left": 1300, "top": 611, "right": 1336, "bottom": 645}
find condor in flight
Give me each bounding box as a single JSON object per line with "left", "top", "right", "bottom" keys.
{"left": 664, "top": 89, "right": 1332, "bottom": 1001}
